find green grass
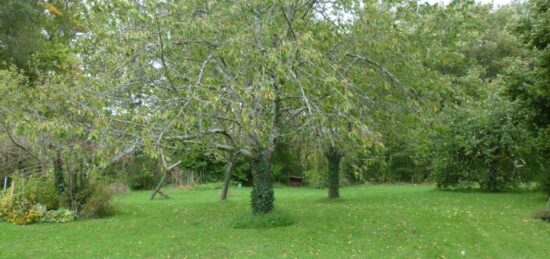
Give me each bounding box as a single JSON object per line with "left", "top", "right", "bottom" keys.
{"left": 1, "top": 185, "right": 549, "bottom": 258}
{"left": 230, "top": 209, "right": 295, "bottom": 229}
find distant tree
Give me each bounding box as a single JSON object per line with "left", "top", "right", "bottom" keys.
{"left": 0, "top": 0, "right": 83, "bottom": 82}
{"left": 505, "top": 0, "right": 550, "bottom": 195}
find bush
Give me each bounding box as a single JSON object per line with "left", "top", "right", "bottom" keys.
{"left": 1, "top": 172, "right": 114, "bottom": 224}
{"left": 305, "top": 169, "right": 327, "bottom": 189}
{"left": 79, "top": 182, "right": 115, "bottom": 219}
{"left": 22, "top": 175, "right": 60, "bottom": 210}
{"left": 431, "top": 97, "right": 533, "bottom": 192}
{"left": 41, "top": 208, "right": 77, "bottom": 223}
{"left": 0, "top": 195, "right": 75, "bottom": 225}
{"left": 230, "top": 210, "right": 294, "bottom": 229}
{"left": 2, "top": 198, "right": 41, "bottom": 225}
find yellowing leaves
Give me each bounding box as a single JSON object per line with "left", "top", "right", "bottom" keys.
{"left": 44, "top": 3, "right": 63, "bottom": 16}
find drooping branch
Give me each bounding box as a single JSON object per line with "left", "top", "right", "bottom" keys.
{"left": 346, "top": 53, "right": 418, "bottom": 99}
{"left": 0, "top": 122, "right": 41, "bottom": 162}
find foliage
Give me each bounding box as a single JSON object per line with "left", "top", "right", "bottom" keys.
{"left": 41, "top": 207, "right": 77, "bottom": 223}
{"left": 78, "top": 179, "right": 115, "bottom": 219}
{"left": 510, "top": 0, "right": 550, "bottom": 128}
{"left": 0, "top": 194, "right": 75, "bottom": 225}
{"left": 504, "top": 0, "right": 550, "bottom": 196}
{"left": 0, "top": 0, "right": 84, "bottom": 81}
{"left": 190, "top": 182, "right": 225, "bottom": 191}
{"left": 325, "top": 145, "right": 344, "bottom": 199}
{"left": 271, "top": 142, "right": 304, "bottom": 182}
{"left": 250, "top": 151, "right": 275, "bottom": 214}
{"left": 431, "top": 96, "right": 533, "bottom": 191}
{"left": 20, "top": 174, "right": 60, "bottom": 210}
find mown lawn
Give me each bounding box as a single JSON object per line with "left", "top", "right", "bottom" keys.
{"left": 0, "top": 185, "right": 548, "bottom": 258}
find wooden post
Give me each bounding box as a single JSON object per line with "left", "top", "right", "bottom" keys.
{"left": 9, "top": 179, "right": 15, "bottom": 200}
{"left": 2, "top": 176, "right": 8, "bottom": 194}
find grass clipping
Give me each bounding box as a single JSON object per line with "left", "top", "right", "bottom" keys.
{"left": 231, "top": 210, "right": 295, "bottom": 229}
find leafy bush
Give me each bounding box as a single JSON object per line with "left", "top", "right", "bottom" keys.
{"left": 431, "top": 96, "right": 533, "bottom": 191}
{"left": 230, "top": 210, "right": 294, "bottom": 229}
{"left": 79, "top": 182, "right": 115, "bottom": 219}
{"left": 1, "top": 198, "right": 41, "bottom": 225}
{"left": 41, "top": 208, "right": 77, "bottom": 223}
{"left": 0, "top": 195, "right": 75, "bottom": 225}
{"left": 22, "top": 175, "right": 60, "bottom": 210}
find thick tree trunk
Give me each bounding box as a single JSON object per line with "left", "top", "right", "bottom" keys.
{"left": 325, "top": 145, "right": 343, "bottom": 199}
{"left": 220, "top": 152, "right": 237, "bottom": 201}
{"left": 250, "top": 149, "right": 274, "bottom": 214}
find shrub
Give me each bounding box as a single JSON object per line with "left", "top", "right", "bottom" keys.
{"left": 191, "top": 182, "right": 225, "bottom": 191}
{"left": 431, "top": 97, "right": 533, "bottom": 192}
{"left": 41, "top": 208, "right": 76, "bottom": 223}
{"left": 0, "top": 197, "right": 43, "bottom": 225}
{"left": 22, "top": 175, "right": 60, "bottom": 210}
{"left": 79, "top": 183, "right": 115, "bottom": 219}
{"left": 305, "top": 169, "right": 327, "bottom": 189}
{"left": 230, "top": 210, "right": 294, "bottom": 229}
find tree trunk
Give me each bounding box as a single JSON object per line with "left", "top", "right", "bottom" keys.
{"left": 220, "top": 152, "right": 237, "bottom": 201}
{"left": 150, "top": 171, "right": 169, "bottom": 200}
{"left": 325, "top": 145, "right": 343, "bottom": 199}
{"left": 250, "top": 149, "right": 274, "bottom": 214}
{"left": 53, "top": 150, "right": 65, "bottom": 195}
{"left": 485, "top": 159, "right": 499, "bottom": 192}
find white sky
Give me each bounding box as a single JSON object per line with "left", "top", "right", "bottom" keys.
{"left": 423, "top": 0, "right": 513, "bottom": 6}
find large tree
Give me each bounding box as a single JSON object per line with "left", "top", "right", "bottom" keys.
{"left": 82, "top": 0, "right": 399, "bottom": 213}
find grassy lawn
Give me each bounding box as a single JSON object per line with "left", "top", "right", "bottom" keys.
{"left": 0, "top": 185, "right": 549, "bottom": 258}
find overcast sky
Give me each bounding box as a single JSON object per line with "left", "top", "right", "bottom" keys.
{"left": 423, "top": 0, "right": 513, "bottom": 6}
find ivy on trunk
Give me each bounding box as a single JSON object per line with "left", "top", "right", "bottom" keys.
{"left": 250, "top": 149, "right": 274, "bottom": 214}
{"left": 325, "top": 145, "right": 344, "bottom": 199}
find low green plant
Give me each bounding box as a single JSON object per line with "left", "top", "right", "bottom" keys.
{"left": 230, "top": 209, "right": 294, "bottom": 229}
{"left": 79, "top": 183, "right": 115, "bottom": 219}
{"left": 0, "top": 195, "right": 76, "bottom": 225}
{"left": 41, "top": 208, "right": 77, "bottom": 223}
{"left": 191, "top": 182, "right": 225, "bottom": 191}
{"left": 22, "top": 174, "right": 60, "bottom": 210}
